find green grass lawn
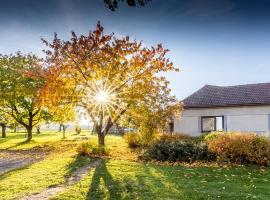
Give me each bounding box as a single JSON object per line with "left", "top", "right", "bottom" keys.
{"left": 0, "top": 131, "right": 270, "bottom": 200}
{"left": 53, "top": 160, "right": 270, "bottom": 200}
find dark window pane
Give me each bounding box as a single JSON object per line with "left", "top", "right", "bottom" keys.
{"left": 202, "top": 117, "right": 215, "bottom": 132}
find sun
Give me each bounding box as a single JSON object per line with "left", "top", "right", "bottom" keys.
{"left": 82, "top": 79, "right": 127, "bottom": 121}
{"left": 95, "top": 90, "right": 109, "bottom": 104}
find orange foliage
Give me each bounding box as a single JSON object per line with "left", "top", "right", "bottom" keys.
{"left": 207, "top": 132, "right": 270, "bottom": 165}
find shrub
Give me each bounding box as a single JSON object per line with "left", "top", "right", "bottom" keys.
{"left": 124, "top": 129, "right": 160, "bottom": 148}
{"left": 77, "top": 141, "right": 109, "bottom": 156}
{"left": 141, "top": 140, "right": 216, "bottom": 162}
{"left": 124, "top": 132, "right": 140, "bottom": 148}
{"left": 75, "top": 126, "right": 82, "bottom": 135}
{"left": 204, "top": 131, "right": 223, "bottom": 141}
{"left": 137, "top": 127, "right": 159, "bottom": 146}
{"left": 207, "top": 132, "right": 270, "bottom": 165}
{"left": 158, "top": 133, "right": 191, "bottom": 142}
{"left": 158, "top": 133, "right": 206, "bottom": 144}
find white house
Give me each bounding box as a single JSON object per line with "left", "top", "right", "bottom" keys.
{"left": 174, "top": 83, "right": 270, "bottom": 136}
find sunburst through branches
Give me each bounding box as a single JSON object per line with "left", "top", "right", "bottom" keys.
{"left": 83, "top": 80, "right": 126, "bottom": 122}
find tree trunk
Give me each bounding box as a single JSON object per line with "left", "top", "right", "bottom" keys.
{"left": 98, "top": 132, "right": 105, "bottom": 147}
{"left": 27, "top": 127, "right": 32, "bottom": 141}
{"left": 36, "top": 125, "right": 41, "bottom": 134}
{"left": 169, "top": 122, "right": 174, "bottom": 134}
{"left": 14, "top": 123, "right": 17, "bottom": 133}
{"left": 62, "top": 126, "right": 66, "bottom": 138}
{"left": 95, "top": 118, "right": 114, "bottom": 147}
{"left": 59, "top": 124, "right": 62, "bottom": 132}
{"left": 1, "top": 123, "right": 6, "bottom": 138}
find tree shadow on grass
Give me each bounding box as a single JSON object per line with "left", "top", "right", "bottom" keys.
{"left": 87, "top": 159, "right": 122, "bottom": 199}
{"left": 5, "top": 140, "right": 30, "bottom": 150}
{"left": 86, "top": 159, "right": 168, "bottom": 200}
{"left": 65, "top": 154, "right": 92, "bottom": 177}
{"left": 0, "top": 133, "right": 27, "bottom": 146}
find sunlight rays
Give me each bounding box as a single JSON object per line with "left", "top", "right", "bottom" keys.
{"left": 82, "top": 79, "right": 127, "bottom": 122}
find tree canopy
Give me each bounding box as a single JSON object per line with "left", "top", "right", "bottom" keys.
{"left": 49, "top": 104, "right": 76, "bottom": 138}
{"left": 42, "top": 22, "right": 180, "bottom": 146}
{"left": 0, "top": 53, "right": 45, "bottom": 140}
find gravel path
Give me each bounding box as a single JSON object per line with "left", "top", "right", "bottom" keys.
{"left": 0, "top": 149, "right": 46, "bottom": 176}
{"left": 21, "top": 159, "right": 101, "bottom": 200}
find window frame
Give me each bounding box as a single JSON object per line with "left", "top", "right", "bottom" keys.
{"left": 201, "top": 116, "right": 224, "bottom": 133}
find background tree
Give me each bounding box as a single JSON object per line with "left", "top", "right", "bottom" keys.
{"left": 0, "top": 53, "right": 45, "bottom": 141}
{"left": 0, "top": 111, "right": 12, "bottom": 138}
{"left": 49, "top": 105, "right": 76, "bottom": 138}
{"left": 42, "top": 22, "right": 179, "bottom": 146}
{"left": 33, "top": 109, "right": 52, "bottom": 134}
{"left": 124, "top": 91, "right": 181, "bottom": 145}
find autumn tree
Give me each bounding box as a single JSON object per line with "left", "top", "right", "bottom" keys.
{"left": 42, "top": 22, "right": 179, "bottom": 146}
{"left": 49, "top": 105, "right": 76, "bottom": 138}
{"left": 0, "top": 53, "right": 45, "bottom": 141}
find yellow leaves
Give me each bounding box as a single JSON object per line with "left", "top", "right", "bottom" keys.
{"left": 41, "top": 22, "right": 180, "bottom": 134}
{"left": 49, "top": 104, "right": 76, "bottom": 124}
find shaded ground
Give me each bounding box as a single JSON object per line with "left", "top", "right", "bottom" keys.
{"left": 0, "top": 148, "right": 47, "bottom": 175}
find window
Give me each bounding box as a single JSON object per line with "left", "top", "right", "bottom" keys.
{"left": 201, "top": 116, "right": 224, "bottom": 132}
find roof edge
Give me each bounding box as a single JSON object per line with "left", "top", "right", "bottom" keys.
{"left": 184, "top": 103, "right": 270, "bottom": 109}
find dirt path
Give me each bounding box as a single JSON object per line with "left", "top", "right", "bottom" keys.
{"left": 21, "top": 159, "right": 101, "bottom": 200}
{"left": 0, "top": 149, "right": 46, "bottom": 176}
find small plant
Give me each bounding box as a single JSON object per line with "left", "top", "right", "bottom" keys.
{"left": 77, "top": 141, "right": 109, "bottom": 156}
{"left": 77, "top": 141, "right": 91, "bottom": 155}
{"left": 124, "top": 132, "right": 140, "bottom": 148}
{"left": 75, "top": 126, "right": 82, "bottom": 135}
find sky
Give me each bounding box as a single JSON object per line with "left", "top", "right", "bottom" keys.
{"left": 1, "top": 0, "right": 270, "bottom": 100}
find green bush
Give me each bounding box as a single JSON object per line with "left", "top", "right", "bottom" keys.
{"left": 204, "top": 131, "right": 223, "bottom": 141}
{"left": 207, "top": 132, "right": 270, "bottom": 165}
{"left": 141, "top": 140, "right": 216, "bottom": 162}
{"left": 124, "top": 132, "right": 140, "bottom": 148}
{"left": 77, "top": 141, "right": 109, "bottom": 156}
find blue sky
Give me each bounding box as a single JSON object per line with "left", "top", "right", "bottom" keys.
{"left": 0, "top": 0, "right": 270, "bottom": 99}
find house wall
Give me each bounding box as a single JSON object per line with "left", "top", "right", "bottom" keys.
{"left": 174, "top": 105, "right": 270, "bottom": 136}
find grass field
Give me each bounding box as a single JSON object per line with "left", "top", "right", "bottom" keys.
{"left": 0, "top": 131, "right": 270, "bottom": 199}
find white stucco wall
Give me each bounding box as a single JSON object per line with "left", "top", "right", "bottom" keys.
{"left": 174, "top": 105, "right": 270, "bottom": 136}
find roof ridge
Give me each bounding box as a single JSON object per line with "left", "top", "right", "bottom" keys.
{"left": 214, "top": 82, "right": 270, "bottom": 88}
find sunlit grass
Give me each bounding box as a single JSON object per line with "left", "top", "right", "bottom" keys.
{"left": 0, "top": 130, "right": 89, "bottom": 150}
{"left": 0, "top": 130, "right": 138, "bottom": 160}
{"left": 53, "top": 159, "right": 270, "bottom": 200}
{"left": 0, "top": 147, "right": 91, "bottom": 200}
{"left": 1, "top": 131, "right": 270, "bottom": 199}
